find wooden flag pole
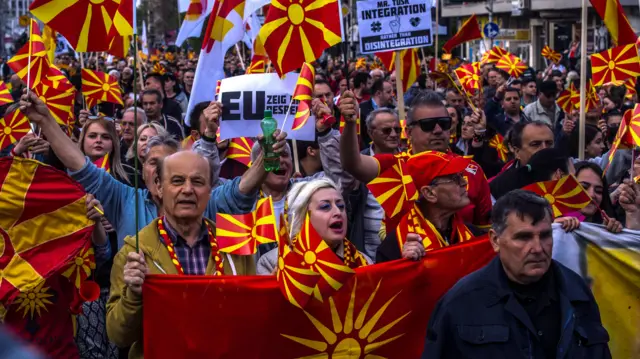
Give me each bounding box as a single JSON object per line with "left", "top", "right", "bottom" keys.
{"left": 577, "top": 0, "right": 588, "bottom": 161}
{"left": 235, "top": 43, "right": 246, "bottom": 70}
{"left": 395, "top": 51, "right": 406, "bottom": 126}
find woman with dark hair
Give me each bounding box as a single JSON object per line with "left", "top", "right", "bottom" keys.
{"left": 573, "top": 161, "right": 621, "bottom": 230}
{"left": 446, "top": 104, "right": 462, "bottom": 144}
{"left": 569, "top": 124, "right": 605, "bottom": 160}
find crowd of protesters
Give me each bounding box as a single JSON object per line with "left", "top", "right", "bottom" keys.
{"left": 1, "top": 43, "right": 638, "bottom": 358}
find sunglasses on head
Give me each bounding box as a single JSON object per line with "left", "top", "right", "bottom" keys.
{"left": 416, "top": 117, "right": 452, "bottom": 132}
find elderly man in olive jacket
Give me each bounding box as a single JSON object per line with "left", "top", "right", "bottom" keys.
{"left": 422, "top": 190, "right": 611, "bottom": 359}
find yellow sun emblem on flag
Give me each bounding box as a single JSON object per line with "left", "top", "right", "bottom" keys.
{"left": 13, "top": 282, "right": 54, "bottom": 319}
{"left": 281, "top": 279, "right": 410, "bottom": 358}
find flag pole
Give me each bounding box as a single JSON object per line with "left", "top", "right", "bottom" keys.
{"left": 395, "top": 51, "right": 406, "bottom": 127}
{"left": 133, "top": 0, "right": 140, "bottom": 253}
{"left": 235, "top": 43, "right": 246, "bottom": 70}
{"left": 79, "top": 55, "right": 89, "bottom": 111}
{"left": 26, "top": 20, "right": 32, "bottom": 95}
{"left": 577, "top": 0, "right": 587, "bottom": 161}
{"left": 434, "top": 0, "right": 439, "bottom": 68}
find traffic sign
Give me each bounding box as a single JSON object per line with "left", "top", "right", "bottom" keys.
{"left": 483, "top": 22, "right": 500, "bottom": 39}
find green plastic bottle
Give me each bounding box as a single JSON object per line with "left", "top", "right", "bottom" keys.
{"left": 260, "top": 110, "right": 280, "bottom": 172}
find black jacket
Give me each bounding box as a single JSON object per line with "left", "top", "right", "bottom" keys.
{"left": 359, "top": 99, "right": 375, "bottom": 149}
{"left": 422, "top": 257, "right": 611, "bottom": 359}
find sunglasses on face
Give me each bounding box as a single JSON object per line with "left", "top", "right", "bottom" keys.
{"left": 378, "top": 126, "right": 402, "bottom": 136}
{"left": 416, "top": 117, "right": 452, "bottom": 132}
{"left": 431, "top": 173, "right": 466, "bottom": 186}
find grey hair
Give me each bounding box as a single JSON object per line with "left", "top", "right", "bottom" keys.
{"left": 144, "top": 133, "right": 180, "bottom": 159}
{"left": 123, "top": 106, "right": 148, "bottom": 124}
{"left": 125, "top": 123, "right": 168, "bottom": 161}
{"left": 365, "top": 108, "right": 399, "bottom": 131}
{"left": 491, "top": 190, "right": 553, "bottom": 236}
{"left": 250, "top": 140, "right": 291, "bottom": 163}
{"left": 287, "top": 178, "right": 343, "bottom": 238}
{"left": 407, "top": 91, "right": 446, "bottom": 126}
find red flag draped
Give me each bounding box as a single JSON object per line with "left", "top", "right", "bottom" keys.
{"left": 143, "top": 238, "right": 496, "bottom": 358}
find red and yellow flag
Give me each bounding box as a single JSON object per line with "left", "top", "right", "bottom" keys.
{"left": 625, "top": 77, "right": 637, "bottom": 100}
{"left": 0, "top": 157, "right": 94, "bottom": 303}
{"left": 569, "top": 82, "right": 580, "bottom": 109}
{"left": 590, "top": 44, "right": 640, "bottom": 87}
{"left": 496, "top": 53, "right": 527, "bottom": 78}
{"left": 481, "top": 45, "right": 508, "bottom": 65}
{"left": 226, "top": 137, "right": 254, "bottom": 167}
{"left": 216, "top": 197, "right": 278, "bottom": 255}
{"left": 606, "top": 108, "right": 635, "bottom": 167}
{"left": 181, "top": 135, "right": 196, "bottom": 150}
{"left": 557, "top": 90, "right": 573, "bottom": 113}
{"left": 292, "top": 213, "right": 355, "bottom": 303}
{"left": 0, "top": 110, "right": 31, "bottom": 152}
{"left": 442, "top": 14, "right": 482, "bottom": 54}
{"left": 454, "top": 62, "right": 482, "bottom": 94}
{"left": 541, "top": 45, "right": 562, "bottom": 64}
{"left": 247, "top": 36, "right": 267, "bottom": 74}
{"left": 33, "top": 81, "right": 75, "bottom": 128}
{"left": 44, "top": 65, "right": 75, "bottom": 93}
{"left": 108, "top": 0, "right": 134, "bottom": 57}
{"left": 7, "top": 19, "right": 50, "bottom": 89}
{"left": 291, "top": 63, "right": 315, "bottom": 131}
{"left": 488, "top": 133, "right": 509, "bottom": 162}
{"left": 589, "top": 0, "right": 637, "bottom": 46}
{"left": 522, "top": 175, "right": 593, "bottom": 218}
{"left": 258, "top": 0, "right": 342, "bottom": 77}
{"left": 92, "top": 153, "right": 111, "bottom": 173}
{"left": 339, "top": 115, "right": 360, "bottom": 135}
{"left": 0, "top": 82, "right": 13, "bottom": 105}
{"left": 375, "top": 49, "right": 421, "bottom": 92}
{"left": 367, "top": 159, "right": 418, "bottom": 220}
{"left": 143, "top": 239, "right": 495, "bottom": 357}
{"left": 81, "top": 69, "right": 124, "bottom": 106}
{"left": 60, "top": 243, "right": 96, "bottom": 289}
{"left": 584, "top": 80, "right": 600, "bottom": 112}
{"left": 30, "top": 0, "right": 119, "bottom": 52}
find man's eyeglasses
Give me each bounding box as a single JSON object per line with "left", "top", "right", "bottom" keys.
{"left": 417, "top": 117, "right": 452, "bottom": 132}
{"left": 431, "top": 173, "right": 466, "bottom": 186}
{"left": 377, "top": 126, "right": 402, "bottom": 136}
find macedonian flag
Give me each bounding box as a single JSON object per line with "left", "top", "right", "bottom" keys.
{"left": 142, "top": 238, "right": 496, "bottom": 357}
{"left": 7, "top": 19, "right": 50, "bottom": 89}
{"left": 258, "top": 0, "right": 342, "bottom": 77}
{"left": 557, "top": 90, "right": 573, "bottom": 113}
{"left": 590, "top": 44, "right": 640, "bottom": 87}
{"left": 0, "top": 157, "right": 94, "bottom": 304}
{"left": 33, "top": 81, "right": 75, "bottom": 128}
{"left": 81, "top": 69, "right": 124, "bottom": 106}
{"left": 522, "top": 175, "right": 593, "bottom": 217}
{"left": 454, "top": 62, "right": 482, "bottom": 94}
{"left": 481, "top": 45, "right": 508, "bottom": 65}
{"left": 216, "top": 197, "right": 278, "bottom": 255}
{"left": 542, "top": 45, "right": 562, "bottom": 64}
{"left": 30, "top": 0, "right": 119, "bottom": 52}
{"left": 226, "top": 137, "right": 254, "bottom": 167}
{"left": 0, "top": 110, "right": 31, "bottom": 152}
{"left": 488, "top": 133, "right": 509, "bottom": 162}
{"left": 291, "top": 63, "right": 315, "bottom": 131}
{"left": 0, "top": 82, "right": 13, "bottom": 105}
{"left": 496, "top": 53, "right": 527, "bottom": 78}
{"left": 367, "top": 159, "right": 418, "bottom": 220}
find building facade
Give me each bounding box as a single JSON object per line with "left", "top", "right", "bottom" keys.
{"left": 441, "top": 0, "right": 639, "bottom": 70}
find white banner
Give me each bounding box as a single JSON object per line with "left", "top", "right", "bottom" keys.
{"left": 356, "top": 0, "right": 432, "bottom": 54}
{"left": 219, "top": 73, "right": 316, "bottom": 141}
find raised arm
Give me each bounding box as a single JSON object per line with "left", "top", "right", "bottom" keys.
{"left": 312, "top": 99, "right": 358, "bottom": 191}
{"left": 338, "top": 91, "right": 380, "bottom": 183}
{"left": 19, "top": 90, "right": 86, "bottom": 171}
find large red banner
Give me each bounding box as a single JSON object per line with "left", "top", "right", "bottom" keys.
{"left": 143, "top": 237, "right": 494, "bottom": 358}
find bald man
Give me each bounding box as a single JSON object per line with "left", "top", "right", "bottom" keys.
{"left": 106, "top": 151, "right": 256, "bottom": 358}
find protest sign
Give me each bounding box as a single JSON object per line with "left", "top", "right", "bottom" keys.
{"left": 219, "top": 73, "right": 316, "bottom": 141}
{"left": 356, "top": 0, "right": 432, "bottom": 54}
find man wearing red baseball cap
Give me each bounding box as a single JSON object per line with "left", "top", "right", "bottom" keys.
{"left": 339, "top": 90, "right": 492, "bottom": 231}
{"left": 376, "top": 151, "right": 486, "bottom": 262}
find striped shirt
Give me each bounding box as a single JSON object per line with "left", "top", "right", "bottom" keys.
{"left": 162, "top": 219, "right": 210, "bottom": 275}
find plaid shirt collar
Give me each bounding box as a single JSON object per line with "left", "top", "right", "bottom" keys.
{"left": 162, "top": 218, "right": 208, "bottom": 245}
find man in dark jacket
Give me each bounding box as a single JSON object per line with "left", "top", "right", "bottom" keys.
{"left": 422, "top": 190, "right": 611, "bottom": 359}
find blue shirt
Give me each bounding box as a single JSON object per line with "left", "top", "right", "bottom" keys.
{"left": 69, "top": 157, "right": 258, "bottom": 249}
